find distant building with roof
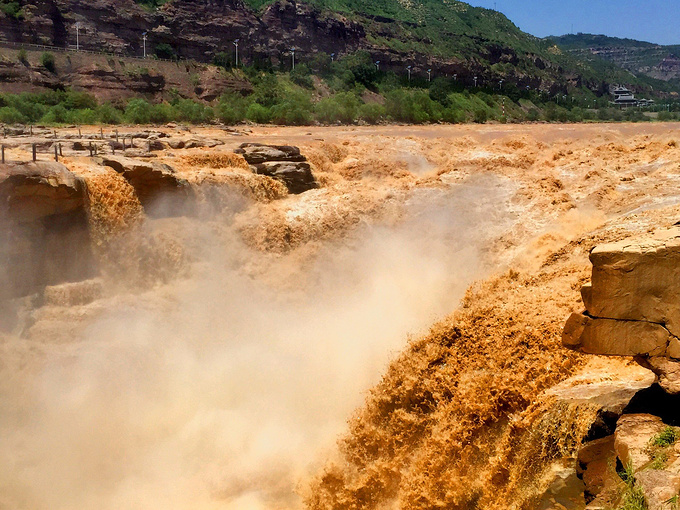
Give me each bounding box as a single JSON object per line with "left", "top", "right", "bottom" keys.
{"left": 610, "top": 86, "right": 654, "bottom": 108}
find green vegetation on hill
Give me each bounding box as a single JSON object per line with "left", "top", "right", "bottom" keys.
{"left": 1, "top": 53, "right": 678, "bottom": 127}
{"left": 551, "top": 33, "right": 659, "bottom": 50}
{"left": 133, "top": 0, "right": 170, "bottom": 10}
{"left": 550, "top": 33, "right": 680, "bottom": 91}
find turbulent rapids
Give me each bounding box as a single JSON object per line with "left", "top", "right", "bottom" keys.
{"left": 2, "top": 123, "right": 680, "bottom": 510}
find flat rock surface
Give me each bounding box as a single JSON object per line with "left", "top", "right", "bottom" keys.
{"left": 584, "top": 226, "right": 680, "bottom": 338}
{"left": 615, "top": 414, "right": 666, "bottom": 470}
{"left": 0, "top": 161, "right": 87, "bottom": 222}
{"left": 563, "top": 312, "right": 671, "bottom": 357}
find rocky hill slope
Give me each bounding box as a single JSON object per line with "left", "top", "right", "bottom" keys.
{"left": 552, "top": 33, "right": 680, "bottom": 83}
{"left": 0, "top": 0, "right": 655, "bottom": 94}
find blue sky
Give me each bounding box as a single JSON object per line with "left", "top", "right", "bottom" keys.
{"left": 465, "top": 0, "right": 680, "bottom": 45}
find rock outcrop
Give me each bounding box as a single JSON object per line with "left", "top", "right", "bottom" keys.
{"left": 100, "top": 156, "right": 192, "bottom": 216}
{"left": 0, "top": 162, "right": 96, "bottom": 299}
{"left": 562, "top": 226, "right": 680, "bottom": 510}
{"left": 564, "top": 227, "right": 680, "bottom": 372}
{"left": 235, "top": 143, "right": 318, "bottom": 194}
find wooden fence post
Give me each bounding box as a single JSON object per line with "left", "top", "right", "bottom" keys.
{"left": 54, "top": 145, "right": 58, "bottom": 162}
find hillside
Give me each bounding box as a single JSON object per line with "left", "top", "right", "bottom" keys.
{"left": 0, "top": 0, "right": 668, "bottom": 95}
{"left": 551, "top": 33, "right": 680, "bottom": 83}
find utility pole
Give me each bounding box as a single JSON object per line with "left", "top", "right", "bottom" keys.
{"left": 499, "top": 79, "right": 503, "bottom": 90}
{"left": 233, "top": 39, "right": 239, "bottom": 67}
{"left": 75, "top": 22, "right": 81, "bottom": 51}
{"left": 407, "top": 65, "right": 412, "bottom": 82}
{"left": 291, "top": 47, "right": 296, "bottom": 70}
{"left": 427, "top": 68, "right": 432, "bottom": 82}
{"left": 142, "top": 32, "right": 147, "bottom": 58}
{"left": 474, "top": 76, "right": 478, "bottom": 87}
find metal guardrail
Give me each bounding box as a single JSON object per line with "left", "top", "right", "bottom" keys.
{"left": 0, "top": 39, "right": 185, "bottom": 64}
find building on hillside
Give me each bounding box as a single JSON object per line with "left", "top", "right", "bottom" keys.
{"left": 610, "top": 85, "right": 654, "bottom": 108}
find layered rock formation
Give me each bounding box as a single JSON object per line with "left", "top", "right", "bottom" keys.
{"left": 564, "top": 226, "right": 680, "bottom": 393}
{"left": 101, "top": 155, "right": 192, "bottom": 215}
{"left": 0, "top": 161, "right": 96, "bottom": 299}
{"left": 0, "top": 0, "right": 595, "bottom": 93}
{"left": 562, "top": 227, "right": 680, "bottom": 509}
{"left": 235, "top": 143, "right": 317, "bottom": 194}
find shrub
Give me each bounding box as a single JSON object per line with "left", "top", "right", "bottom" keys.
{"left": 270, "top": 92, "right": 313, "bottom": 125}
{"left": 384, "top": 89, "right": 442, "bottom": 124}
{"left": 96, "top": 103, "right": 124, "bottom": 124}
{"left": 155, "top": 43, "right": 175, "bottom": 60}
{"left": 124, "top": 98, "right": 152, "bottom": 124}
{"left": 174, "top": 98, "right": 213, "bottom": 124}
{"left": 358, "top": 102, "right": 385, "bottom": 124}
{"left": 216, "top": 92, "right": 250, "bottom": 124}
{"left": 149, "top": 102, "right": 175, "bottom": 124}
{"left": 0, "top": 2, "right": 23, "bottom": 19}
{"left": 41, "top": 52, "right": 56, "bottom": 73}
{"left": 441, "top": 107, "right": 464, "bottom": 123}
{"left": 0, "top": 106, "right": 27, "bottom": 124}
{"left": 315, "top": 92, "right": 360, "bottom": 124}
{"left": 245, "top": 103, "right": 271, "bottom": 123}
{"left": 69, "top": 108, "right": 98, "bottom": 125}
{"left": 290, "top": 64, "right": 314, "bottom": 89}
{"left": 40, "top": 104, "right": 69, "bottom": 124}
{"left": 526, "top": 108, "right": 540, "bottom": 121}
{"left": 212, "top": 52, "right": 232, "bottom": 70}
{"left": 64, "top": 91, "right": 97, "bottom": 110}
{"left": 17, "top": 48, "right": 27, "bottom": 64}
{"left": 651, "top": 426, "right": 679, "bottom": 448}
{"left": 473, "top": 108, "right": 488, "bottom": 123}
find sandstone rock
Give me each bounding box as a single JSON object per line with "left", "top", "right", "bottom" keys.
{"left": 0, "top": 161, "right": 87, "bottom": 222}
{"left": 547, "top": 364, "right": 655, "bottom": 439}
{"left": 166, "top": 138, "right": 223, "bottom": 150}
{"left": 147, "top": 140, "right": 168, "bottom": 151}
{"left": 536, "top": 460, "right": 586, "bottom": 510}
{"left": 563, "top": 313, "right": 670, "bottom": 357}
{"left": 614, "top": 415, "right": 680, "bottom": 510}
{"left": 584, "top": 227, "right": 680, "bottom": 337}
{"left": 615, "top": 414, "right": 666, "bottom": 469}
{"left": 635, "top": 469, "right": 680, "bottom": 510}
{"left": 100, "top": 156, "right": 191, "bottom": 216}
{"left": 235, "top": 143, "right": 307, "bottom": 164}
{"left": 635, "top": 357, "right": 680, "bottom": 394}
{"left": 577, "top": 435, "right": 622, "bottom": 505}
{"left": 0, "top": 162, "right": 96, "bottom": 298}
{"left": 253, "top": 161, "right": 318, "bottom": 195}
{"left": 42, "top": 279, "right": 103, "bottom": 307}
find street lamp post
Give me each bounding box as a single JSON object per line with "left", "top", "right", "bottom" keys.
{"left": 499, "top": 79, "right": 503, "bottom": 90}
{"left": 291, "top": 48, "right": 296, "bottom": 70}
{"left": 142, "top": 32, "right": 147, "bottom": 58}
{"left": 375, "top": 60, "right": 380, "bottom": 71}
{"left": 427, "top": 68, "right": 432, "bottom": 82}
{"left": 233, "top": 39, "right": 240, "bottom": 67}
{"left": 474, "top": 76, "right": 478, "bottom": 87}
{"left": 331, "top": 53, "right": 335, "bottom": 62}
{"left": 407, "top": 65, "right": 412, "bottom": 82}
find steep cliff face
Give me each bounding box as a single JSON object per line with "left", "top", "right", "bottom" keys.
{"left": 0, "top": 0, "right": 601, "bottom": 92}
{"left": 0, "top": 0, "right": 364, "bottom": 64}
